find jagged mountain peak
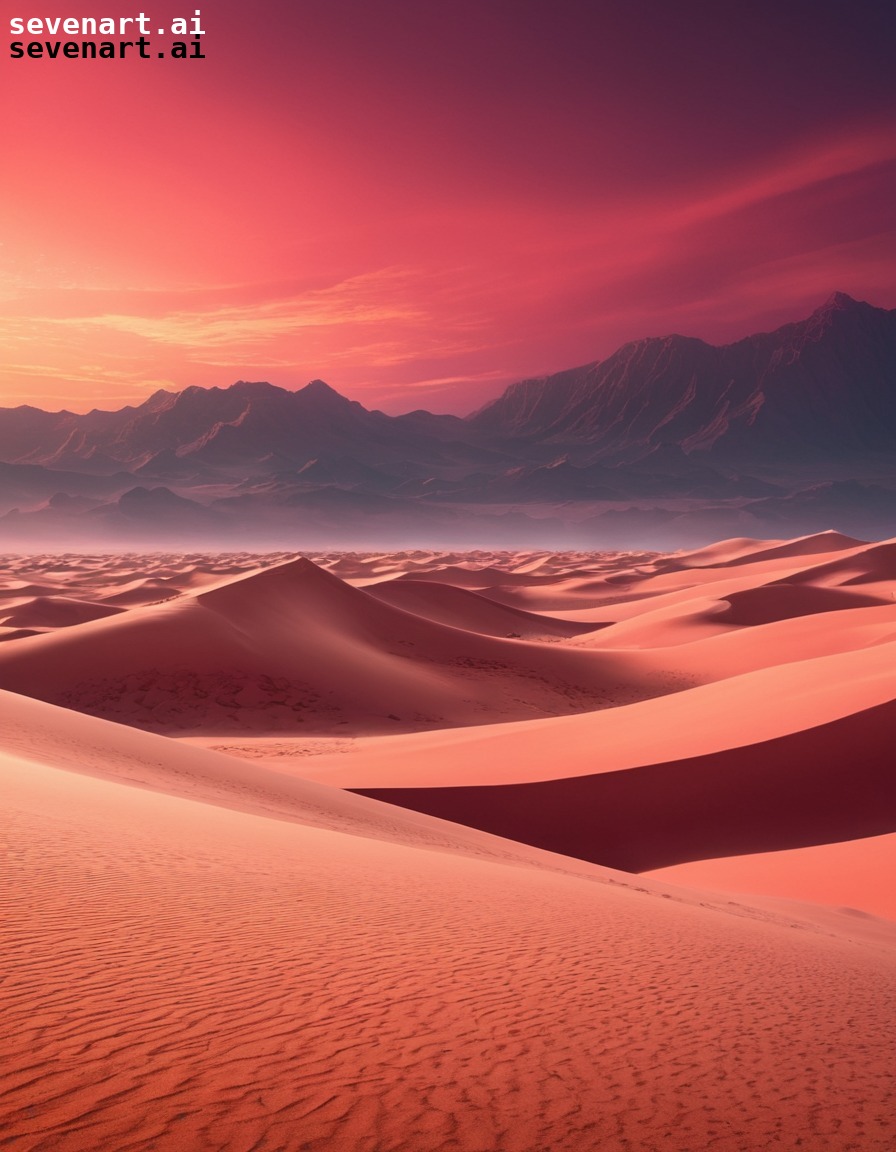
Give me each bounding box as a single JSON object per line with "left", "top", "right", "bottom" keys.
{"left": 300, "top": 379, "right": 343, "bottom": 398}
{"left": 469, "top": 294, "right": 896, "bottom": 460}
{"left": 0, "top": 295, "right": 892, "bottom": 494}
{"left": 816, "top": 290, "right": 865, "bottom": 313}
{"left": 228, "top": 380, "right": 282, "bottom": 397}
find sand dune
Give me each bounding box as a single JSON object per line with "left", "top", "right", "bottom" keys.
{"left": 249, "top": 640, "right": 896, "bottom": 872}
{"left": 0, "top": 595, "right": 125, "bottom": 629}
{"left": 715, "top": 582, "right": 888, "bottom": 625}
{"left": 647, "top": 832, "right": 896, "bottom": 922}
{"left": 290, "top": 640, "right": 896, "bottom": 785}
{"left": 593, "top": 603, "right": 896, "bottom": 685}
{"left": 0, "top": 627, "right": 41, "bottom": 643}
{"left": 354, "top": 695, "right": 896, "bottom": 870}
{"left": 0, "top": 688, "right": 556, "bottom": 860}
{"left": 0, "top": 556, "right": 680, "bottom": 734}
{"left": 0, "top": 552, "right": 290, "bottom": 613}
{"left": 96, "top": 578, "right": 186, "bottom": 606}
{"left": 2, "top": 688, "right": 894, "bottom": 1151}
{"left": 4, "top": 538, "right": 878, "bottom": 884}
{"left": 3, "top": 535, "right": 896, "bottom": 1150}
{"left": 364, "top": 577, "right": 599, "bottom": 639}
{"left": 573, "top": 590, "right": 896, "bottom": 655}
{"left": 656, "top": 529, "right": 866, "bottom": 570}
{"left": 482, "top": 534, "right": 890, "bottom": 615}
{"left": 6, "top": 541, "right": 890, "bottom": 882}
{"left": 0, "top": 581, "right": 66, "bottom": 599}
{"left": 766, "top": 538, "right": 896, "bottom": 588}
{"left": 391, "top": 562, "right": 569, "bottom": 588}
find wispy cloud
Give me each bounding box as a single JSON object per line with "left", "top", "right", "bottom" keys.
{"left": 48, "top": 268, "right": 426, "bottom": 354}
{"left": 673, "top": 127, "right": 896, "bottom": 230}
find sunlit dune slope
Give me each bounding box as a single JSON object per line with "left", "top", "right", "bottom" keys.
{"left": 2, "top": 689, "right": 894, "bottom": 1152}
{"left": 652, "top": 530, "right": 866, "bottom": 570}
{"left": 364, "top": 576, "right": 599, "bottom": 639}
{"left": 275, "top": 640, "right": 896, "bottom": 869}
{"left": 472, "top": 532, "right": 882, "bottom": 613}
{"left": 355, "top": 695, "right": 896, "bottom": 870}
{"left": 0, "top": 595, "right": 125, "bottom": 630}
{"left": 646, "top": 832, "right": 896, "bottom": 922}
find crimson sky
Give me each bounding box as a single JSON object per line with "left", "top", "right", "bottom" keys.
{"left": 2, "top": 0, "right": 894, "bottom": 414}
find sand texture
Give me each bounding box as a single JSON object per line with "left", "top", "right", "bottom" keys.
{"left": 2, "top": 533, "right": 895, "bottom": 1150}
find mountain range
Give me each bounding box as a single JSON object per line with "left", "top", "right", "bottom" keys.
{"left": 1, "top": 292, "right": 893, "bottom": 548}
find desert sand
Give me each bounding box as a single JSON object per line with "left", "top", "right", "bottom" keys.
{"left": 647, "top": 832, "right": 896, "bottom": 922}
{"left": 2, "top": 532, "right": 895, "bottom": 1150}
{"left": 2, "top": 690, "right": 895, "bottom": 1151}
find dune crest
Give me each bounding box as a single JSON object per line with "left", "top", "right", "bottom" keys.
{"left": 0, "top": 555, "right": 686, "bottom": 734}
{"left": 2, "top": 687, "right": 894, "bottom": 1151}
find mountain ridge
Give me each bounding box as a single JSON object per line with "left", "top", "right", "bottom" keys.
{"left": 1, "top": 294, "right": 893, "bottom": 547}
{"left": 468, "top": 293, "right": 896, "bottom": 463}
{"left": 1, "top": 293, "right": 892, "bottom": 472}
